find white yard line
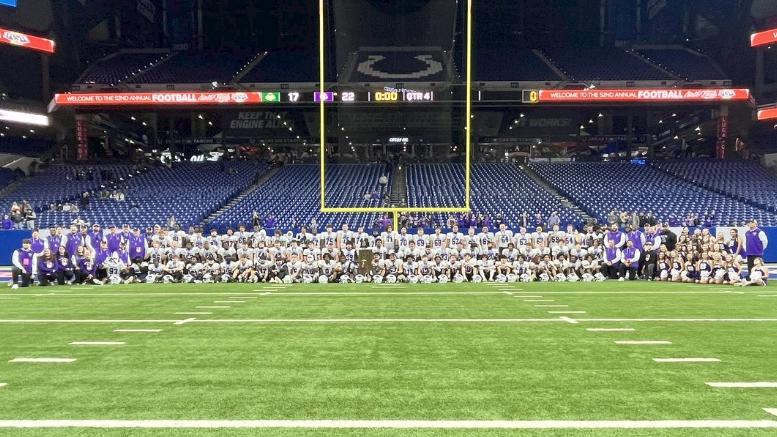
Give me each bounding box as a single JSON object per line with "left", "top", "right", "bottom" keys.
{"left": 173, "top": 318, "right": 197, "bottom": 326}
{"left": 215, "top": 301, "right": 244, "bottom": 303}
{"left": 194, "top": 318, "right": 567, "bottom": 324}
{"left": 525, "top": 300, "right": 554, "bottom": 302}
{"left": 70, "top": 342, "right": 125, "bottom": 346}
{"left": 230, "top": 297, "right": 257, "bottom": 299}
{"left": 0, "top": 419, "right": 775, "bottom": 429}
{"left": 196, "top": 306, "right": 230, "bottom": 309}
{"left": 587, "top": 328, "right": 635, "bottom": 332}
{"left": 0, "top": 317, "right": 774, "bottom": 325}
{"left": 765, "top": 409, "right": 777, "bottom": 417}
{"left": 514, "top": 296, "right": 543, "bottom": 298}
{"left": 113, "top": 329, "right": 162, "bottom": 333}
{"left": 175, "top": 312, "right": 211, "bottom": 315}
{"left": 0, "top": 319, "right": 179, "bottom": 323}
{"left": 559, "top": 316, "right": 579, "bottom": 324}
{"left": 9, "top": 358, "right": 76, "bottom": 363}
{"left": 253, "top": 291, "right": 509, "bottom": 296}
{"left": 615, "top": 341, "right": 672, "bottom": 345}
{"left": 759, "top": 295, "right": 777, "bottom": 297}
{"left": 707, "top": 382, "right": 777, "bottom": 388}
{"left": 535, "top": 305, "right": 568, "bottom": 307}
{"left": 0, "top": 383, "right": 6, "bottom": 388}
{"left": 548, "top": 311, "right": 586, "bottom": 314}
{"left": 653, "top": 358, "right": 720, "bottom": 363}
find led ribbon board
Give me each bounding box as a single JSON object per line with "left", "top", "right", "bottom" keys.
{"left": 0, "top": 27, "right": 55, "bottom": 53}
{"left": 751, "top": 28, "right": 777, "bottom": 47}
{"left": 536, "top": 89, "right": 751, "bottom": 103}
{"left": 53, "top": 92, "right": 279, "bottom": 107}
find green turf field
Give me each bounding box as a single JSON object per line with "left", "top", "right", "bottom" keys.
{"left": 0, "top": 282, "right": 776, "bottom": 437}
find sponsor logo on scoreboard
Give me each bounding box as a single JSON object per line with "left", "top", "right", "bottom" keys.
{"left": 3, "top": 31, "right": 29, "bottom": 45}
{"left": 751, "top": 28, "right": 777, "bottom": 47}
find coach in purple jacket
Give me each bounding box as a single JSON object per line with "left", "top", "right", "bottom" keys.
{"left": 743, "top": 219, "right": 768, "bottom": 279}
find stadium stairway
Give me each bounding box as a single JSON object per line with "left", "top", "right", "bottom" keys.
{"left": 521, "top": 164, "right": 596, "bottom": 224}
{"left": 199, "top": 165, "right": 280, "bottom": 228}
{"left": 390, "top": 165, "right": 406, "bottom": 206}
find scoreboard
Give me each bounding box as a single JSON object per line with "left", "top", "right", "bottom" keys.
{"left": 0, "top": 0, "right": 17, "bottom": 7}
{"left": 314, "top": 90, "right": 434, "bottom": 103}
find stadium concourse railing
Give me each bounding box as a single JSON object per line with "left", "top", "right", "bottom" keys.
{"left": 2, "top": 227, "right": 777, "bottom": 266}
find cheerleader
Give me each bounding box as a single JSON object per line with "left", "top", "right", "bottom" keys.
{"left": 722, "top": 254, "right": 742, "bottom": 286}
{"left": 740, "top": 257, "right": 769, "bottom": 286}
{"left": 669, "top": 254, "right": 683, "bottom": 282}
{"left": 681, "top": 259, "right": 698, "bottom": 283}
{"left": 697, "top": 254, "right": 712, "bottom": 284}
{"left": 656, "top": 253, "right": 671, "bottom": 282}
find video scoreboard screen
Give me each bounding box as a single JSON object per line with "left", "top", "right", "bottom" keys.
{"left": 314, "top": 90, "right": 434, "bottom": 103}
{"left": 0, "top": 0, "right": 17, "bottom": 7}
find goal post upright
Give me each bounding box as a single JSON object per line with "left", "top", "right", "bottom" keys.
{"left": 319, "top": 0, "right": 473, "bottom": 219}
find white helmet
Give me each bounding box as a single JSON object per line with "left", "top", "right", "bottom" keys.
{"left": 340, "top": 275, "right": 351, "bottom": 284}
{"left": 438, "top": 274, "right": 449, "bottom": 284}
{"left": 452, "top": 273, "right": 464, "bottom": 283}
{"left": 318, "top": 275, "right": 329, "bottom": 284}
{"left": 472, "top": 274, "right": 483, "bottom": 283}
{"left": 507, "top": 274, "right": 517, "bottom": 283}
{"left": 582, "top": 273, "right": 593, "bottom": 282}
{"left": 496, "top": 274, "right": 507, "bottom": 283}
{"left": 385, "top": 274, "right": 397, "bottom": 283}
{"left": 303, "top": 275, "right": 314, "bottom": 284}
{"left": 539, "top": 273, "right": 550, "bottom": 282}
{"left": 555, "top": 273, "right": 566, "bottom": 282}
{"left": 282, "top": 275, "right": 293, "bottom": 284}
{"left": 163, "top": 275, "right": 174, "bottom": 283}
{"left": 594, "top": 272, "right": 606, "bottom": 282}
{"left": 567, "top": 273, "right": 579, "bottom": 282}
{"left": 408, "top": 275, "right": 419, "bottom": 284}
{"left": 520, "top": 273, "right": 531, "bottom": 282}
{"left": 183, "top": 274, "right": 194, "bottom": 283}
{"left": 355, "top": 274, "right": 365, "bottom": 283}
{"left": 145, "top": 274, "right": 157, "bottom": 283}
{"left": 372, "top": 275, "right": 383, "bottom": 284}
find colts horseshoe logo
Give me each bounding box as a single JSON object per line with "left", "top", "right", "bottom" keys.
{"left": 357, "top": 55, "right": 443, "bottom": 79}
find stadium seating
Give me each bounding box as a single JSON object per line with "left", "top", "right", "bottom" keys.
{"left": 541, "top": 47, "right": 673, "bottom": 81}
{"left": 0, "top": 168, "right": 19, "bottom": 189}
{"left": 474, "top": 49, "right": 563, "bottom": 82}
{"left": 210, "top": 164, "right": 390, "bottom": 231}
{"left": 38, "top": 162, "right": 268, "bottom": 230}
{"left": 635, "top": 48, "right": 727, "bottom": 81}
{"left": 241, "top": 51, "right": 318, "bottom": 83}
{"left": 530, "top": 162, "right": 777, "bottom": 226}
{"left": 0, "top": 165, "right": 134, "bottom": 214}
{"left": 79, "top": 52, "right": 170, "bottom": 85}
{"left": 655, "top": 161, "right": 777, "bottom": 212}
{"left": 128, "top": 51, "right": 258, "bottom": 84}
{"left": 407, "top": 163, "right": 583, "bottom": 228}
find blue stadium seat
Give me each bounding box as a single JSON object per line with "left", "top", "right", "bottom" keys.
{"left": 541, "top": 47, "right": 673, "bottom": 81}
{"left": 530, "top": 162, "right": 777, "bottom": 226}
{"left": 635, "top": 48, "right": 727, "bottom": 81}
{"left": 79, "top": 53, "right": 170, "bottom": 85}
{"left": 241, "top": 51, "right": 318, "bottom": 83}
{"left": 474, "top": 49, "right": 562, "bottom": 82}
{"left": 128, "top": 51, "right": 259, "bottom": 84}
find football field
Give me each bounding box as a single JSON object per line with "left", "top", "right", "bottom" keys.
{"left": 0, "top": 282, "right": 776, "bottom": 437}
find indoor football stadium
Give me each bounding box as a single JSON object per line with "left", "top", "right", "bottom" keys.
{"left": 1, "top": 0, "right": 777, "bottom": 436}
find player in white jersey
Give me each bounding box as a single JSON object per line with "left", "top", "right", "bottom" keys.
{"left": 381, "top": 226, "right": 398, "bottom": 251}
{"left": 447, "top": 225, "right": 464, "bottom": 248}
{"left": 318, "top": 253, "right": 338, "bottom": 283}
{"left": 232, "top": 254, "right": 255, "bottom": 283}
{"left": 494, "top": 224, "right": 513, "bottom": 251}
{"left": 163, "top": 255, "right": 185, "bottom": 283}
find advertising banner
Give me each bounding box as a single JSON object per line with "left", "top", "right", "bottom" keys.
{"left": 0, "top": 27, "right": 55, "bottom": 53}
{"left": 757, "top": 106, "right": 777, "bottom": 121}
{"left": 75, "top": 115, "right": 88, "bottom": 161}
{"left": 222, "top": 110, "right": 309, "bottom": 138}
{"left": 751, "top": 28, "right": 777, "bottom": 47}
{"left": 54, "top": 92, "right": 274, "bottom": 107}
{"left": 537, "top": 89, "right": 750, "bottom": 103}
{"left": 716, "top": 115, "right": 728, "bottom": 159}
